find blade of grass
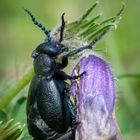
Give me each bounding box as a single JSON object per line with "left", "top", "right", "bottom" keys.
{"left": 80, "top": 14, "right": 101, "bottom": 28}
{"left": 78, "top": 23, "right": 98, "bottom": 37}
{"left": 79, "top": 1, "right": 99, "bottom": 24}
{"left": 66, "top": 2, "right": 99, "bottom": 38}
{"left": 0, "top": 119, "right": 24, "bottom": 140}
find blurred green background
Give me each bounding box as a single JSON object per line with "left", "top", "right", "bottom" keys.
{"left": 0, "top": 0, "right": 140, "bottom": 139}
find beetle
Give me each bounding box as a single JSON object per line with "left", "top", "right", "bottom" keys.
{"left": 25, "top": 9, "right": 87, "bottom": 140}
{"left": 24, "top": 7, "right": 116, "bottom": 140}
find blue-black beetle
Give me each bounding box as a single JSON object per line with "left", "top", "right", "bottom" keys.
{"left": 24, "top": 9, "right": 87, "bottom": 140}
{"left": 24, "top": 6, "right": 118, "bottom": 139}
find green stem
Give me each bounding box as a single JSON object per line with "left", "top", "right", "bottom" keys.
{"left": 0, "top": 68, "right": 34, "bottom": 109}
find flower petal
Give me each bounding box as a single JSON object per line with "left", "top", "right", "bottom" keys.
{"left": 71, "top": 55, "right": 122, "bottom": 140}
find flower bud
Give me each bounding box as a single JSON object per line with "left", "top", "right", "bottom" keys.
{"left": 71, "top": 55, "right": 122, "bottom": 140}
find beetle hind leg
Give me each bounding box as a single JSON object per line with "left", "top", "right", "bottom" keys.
{"left": 63, "top": 83, "right": 77, "bottom": 127}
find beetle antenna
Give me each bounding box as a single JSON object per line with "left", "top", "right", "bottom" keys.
{"left": 59, "top": 13, "right": 65, "bottom": 42}
{"left": 24, "top": 8, "right": 51, "bottom": 42}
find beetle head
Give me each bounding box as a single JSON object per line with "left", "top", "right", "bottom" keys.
{"left": 24, "top": 9, "right": 66, "bottom": 59}
{"left": 32, "top": 41, "right": 65, "bottom": 59}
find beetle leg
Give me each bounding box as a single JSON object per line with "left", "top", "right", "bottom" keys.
{"left": 57, "top": 56, "right": 68, "bottom": 69}
{"left": 65, "top": 91, "right": 76, "bottom": 121}
{"left": 55, "top": 130, "right": 75, "bottom": 140}
{"left": 54, "top": 70, "right": 86, "bottom": 81}
{"left": 64, "top": 83, "right": 80, "bottom": 127}
{"left": 70, "top": 71, "right": 86, "bottom": 80}
{"left": 63, "top": 83, "right": 76, "bottom": 140}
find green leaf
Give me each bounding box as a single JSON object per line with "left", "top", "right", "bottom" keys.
{"left": 66, "top": 2, "right": 99, "bottom": 39}
{"left": 79, "top": 1, "right": 99, "bottom": 24}
{"left": 86, "top": 25, "right": 112, "bottom": 41}
{"left": 0, "top": 119, "right": 14, "bottom": 134}
{"left": 80, "top": 14, "right": 101, "bottom": 29}
{"left": 20, "top": 135, "right": 32, "bottom": 140}
{"left": 0, "top": 110, "right": 7, "bottom": 122}
{"left": 11, "top": 97, "right": 27, "bottom": 123}
{"left": 78, "top": 23, "right": 98, "bottom": 37}
{"left": 0, "top": 119, "right": 24, "bottom": 140}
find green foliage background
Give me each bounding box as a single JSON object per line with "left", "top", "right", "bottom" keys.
{"left": 0, "top": 0, "right": 140, "bottom": 139}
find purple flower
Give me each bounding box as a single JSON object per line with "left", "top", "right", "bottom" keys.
{"left": 71, "top": 55, "right": 122, "bottom": 140}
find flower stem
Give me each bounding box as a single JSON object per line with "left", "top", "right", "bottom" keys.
{"left": 0, "top": 68, "right": 34, "bottom": 109}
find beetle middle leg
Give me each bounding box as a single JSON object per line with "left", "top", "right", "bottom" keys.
{"left": 54, "top": 70, "right": 86, "bottom": 81}
{"left": 63, "top": 83, "right": 76, "bottom": 122}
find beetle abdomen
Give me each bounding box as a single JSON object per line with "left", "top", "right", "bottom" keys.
{"left": 37, "top": 78, "right": 66, "bottom": 133}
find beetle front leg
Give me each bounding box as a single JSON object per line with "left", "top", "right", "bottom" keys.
{"left": 63, "top": 83, "right": 76, "bottom": 140}
{"left": 54, "top": 70, "right": 86, "bottom": 81}
{"left": 57, "top": 56, "right": 68, "bottom": 69}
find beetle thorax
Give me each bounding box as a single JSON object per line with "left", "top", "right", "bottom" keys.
{"left": 33, "top": 54, "right": 56, "bottom": 77}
